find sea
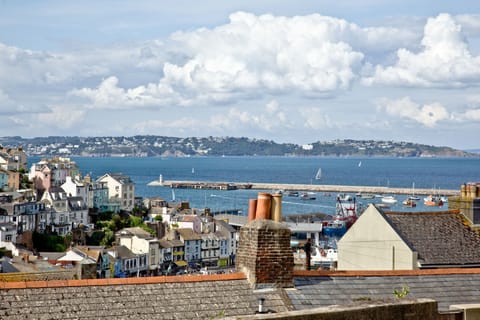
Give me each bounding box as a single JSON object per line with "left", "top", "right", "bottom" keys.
{"left": 30, "top": 156, "right": 480, "bottom": 217}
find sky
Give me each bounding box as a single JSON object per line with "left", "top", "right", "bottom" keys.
{"left": 1, "top": 1, "right": 480, "bottom": 150}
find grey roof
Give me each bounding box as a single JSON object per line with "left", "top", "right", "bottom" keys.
{"left": 108, "top": 173, "right": 133, "bottom": 184}
{"left": 176, "top": 228, "right": 202, "bottom": 241}
{"left": 384, "top": 211, "right": 480, "bottom": 266}
{"left": 0, "top": 278, "right": 288, "bottom": 319}
{"left": 111, "top": 245, "right": 136, "bottom": 259}
{"left": 118, "top": 227, "right": 153, "bottom": 239}
{"left": 290, "top": 273, "right": 480, "bottom": 312}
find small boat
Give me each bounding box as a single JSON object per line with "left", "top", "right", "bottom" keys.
{"left": 424, "top": 195, "right": 443, "bottom": 206}
{"left": 337, "top": 193, "right": 353, "bottom": 202}
{"left": 381, "top": 196, "right": 398, "bottom": 204}
{"left": 407, "top": 182, "right": 420, "bottom": 200}
{"left": 315, "top": 168, "right": 322, "bottom": 180}
{"left": 285, "top": 190, "right": 299, "bottom": 197}
{"left": 360, "top": 193, "right": 375, "bottom": 199}
{"left": 402, "top": 198, "right": 417, "bottom": 207}
{"left": 300, "top": 192, "right": 316, "bottom": 200}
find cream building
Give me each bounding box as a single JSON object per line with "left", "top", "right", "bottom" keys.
{"left": 97, "top": 173, "right": 135, "bottom": 210}
{"left": 337, "top": 204, "right": 480, "bottom": 271}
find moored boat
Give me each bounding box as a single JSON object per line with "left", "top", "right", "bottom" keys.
{"left": 381, "top": 195, "right": 398, "bottom": 204}
{"left": 424, "top": 195, "right": 443, "bottom": 206}
{"left": 300, "top": 192, "right": 316, "bottom": 200}
{"left": 402, "top": 198, "right": 416, "bottom": 207}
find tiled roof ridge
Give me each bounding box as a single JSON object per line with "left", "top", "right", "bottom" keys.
{"left": 384, "top": 209, "right": 460, "bottom": 216}
{"left": 0, "top": 272, "right": 246, "bottom": 290}
{"left": 293, "top": 267, "right": 480, "bottom": 277}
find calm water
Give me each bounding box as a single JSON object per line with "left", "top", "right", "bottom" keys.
{"left": 30, "top": 156, "right": 480, "bottom": 216}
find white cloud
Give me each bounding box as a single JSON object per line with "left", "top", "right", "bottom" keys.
{"left": 71, "top": 12, "right": 422, "bottom": 109}
{"left": 455, "top": 14, "right": 480, "bottom": 38}
{"left": 377, "top": 97, "right": 450, "bottom": 127}
{"left": 364, "top": 14, "right": 480, "bottom": 87}
{"left": 453, "top": 108, "right": 480, "bottom": 122}
{"left": 0, "top": 90, "right": 15, "bottom": 113}
{"left": 298, "top": 107, "right": 333, "bottom": 129}
{"left": 37, "top": 105, "right": 86, "bottom": 129}
{"left": 210, "top": 100, "right": 292, "bottom": 132}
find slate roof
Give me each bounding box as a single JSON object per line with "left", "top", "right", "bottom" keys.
{"left": 3, "top": 270, "right": 480, "bottom": 318}
{"left": 176, "top": 228, "right": 202, "bottom": 241}
{"left": 384, "top": 210, "right": 480, "bottom": 266}
{"left": 0, "top": 274, "right": 289, "bottom": 319}
{"left": 290, "top": 271, "right": 480, "bottom": 312}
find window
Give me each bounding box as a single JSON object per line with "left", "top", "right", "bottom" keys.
{"left": 5, "top": 235, "right": 12, "bottom": 242}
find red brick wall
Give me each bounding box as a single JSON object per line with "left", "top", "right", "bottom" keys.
{"left": 236, "top": 219, "right": 294, "bottom": 288}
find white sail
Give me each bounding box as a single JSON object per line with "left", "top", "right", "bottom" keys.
{"left": 315, "top": 168, "right": 322, "bottom": 180}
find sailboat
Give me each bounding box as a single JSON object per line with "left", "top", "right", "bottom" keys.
{"left": 315, "top": 168, "right": 322, "bottom": 180}
{"left": 192, "top": 167, "right": 195, "bottom": 174}
{"left": 408, "top": 182, "right": 420, "bottom": 201}
{"left": 358, "top": 161, "right": 362, "bottom": 167}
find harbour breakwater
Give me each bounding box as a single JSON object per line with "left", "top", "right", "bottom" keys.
{"left": 162, "top": 180, "right": 459, "bottom": 196}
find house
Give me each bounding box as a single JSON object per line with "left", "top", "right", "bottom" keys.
{"left": 67, "top": 196, "right": 89, "bottom": 227}
{"left": 0, "top": 147, "right": 27, "bottom": 171}
{"left": 85, "top": 179, "right": 117, "bottom": 215}
{"left": 174, "top": 228, "right": 202, "bottom": 269}
{"left": 337, "top": 204, "right": 480, "bottom": 270}
{"left": 6, "top": 147, "right": 27, "bottom": 171}
{"left": 97, "top": 173, "right": 135, "bottom": 210}
{"left": 214, "top": 218, "right": 238, "bottom": 265}
{"left": 116, "top": 227, "right": 160, "bottom": 275}
{"left": 61, "top": 176, "right": 87, "bottom": 204}
{"left": 29, "top": 157, "right": 80, "bottom": 193}
{"left": 109, "top": 245, "right": 147, "bottom": 278}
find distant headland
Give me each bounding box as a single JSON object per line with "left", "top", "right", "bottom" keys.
{"left": 0, "top": 135, "right": 477, "bottom": 158}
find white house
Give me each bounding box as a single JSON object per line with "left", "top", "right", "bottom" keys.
{"left": 97, "top": 173, "right": 135, "bottom": 210}
{"left": 116, "top": 227, "right": 160, "bottom": 275}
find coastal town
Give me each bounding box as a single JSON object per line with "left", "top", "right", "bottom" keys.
{"left": 2, "top": 146, "right": 480, "bottom": 319}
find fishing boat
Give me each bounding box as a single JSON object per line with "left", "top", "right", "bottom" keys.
{"left": 322, "top": 219, "right": 347, "bottom": 238}
{"left": 322, "top": 196, "right": 359, "bottom": 238}
{"left": 381, "top": 195, "right": 398, "bottom": 204}
{"left": 424, "top": 195, "right": 443, "bottom": 206}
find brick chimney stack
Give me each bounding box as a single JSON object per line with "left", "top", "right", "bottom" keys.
{"left": 236, "top": 193, "right": 294, "bottom": 289}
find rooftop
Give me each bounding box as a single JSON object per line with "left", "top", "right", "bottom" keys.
{"left": 1, "top": 269, "right": 480, "bottom": 319}
{"left": 383, "top": 209, "right": 480, "bottom": 266}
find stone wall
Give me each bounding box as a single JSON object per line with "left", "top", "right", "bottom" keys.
{"left": 228, "top": 299, "right": 463, "bottom": 320}
{"left": 236, "top": 219, "right": 294, "bottom": 289}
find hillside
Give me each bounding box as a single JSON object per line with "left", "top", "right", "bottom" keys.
{"left": 0, "top": 136, "right": 476, "bottom": 158}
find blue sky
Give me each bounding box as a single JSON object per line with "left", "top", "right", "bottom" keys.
{"left": 1, "top": 1, "right": 480, "bottom": 149}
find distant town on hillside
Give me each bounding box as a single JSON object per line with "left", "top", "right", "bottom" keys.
{"left": 0, "top": 135, "right": 476, "bottom": 158}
